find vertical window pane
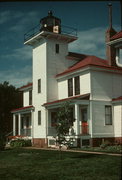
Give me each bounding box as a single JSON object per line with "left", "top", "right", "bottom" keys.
{"left": 68, "top": 78, "right": 73, "bottom": 97}
{"left": 56, "top": 44, "right": 59, "bottom": 53}
{"left": 105, "top": 106, "right": 112, "bottom": 125}
{"left": 38, "top": 111, "right": 41, "bottom": 125}
{"left": 29, "top": 90, "right": 32, "bottom": 105}
{"left": 74, "top": 76, "right": 80, "bottom": 95}
{"left": 38, "top": 79, "right": 41, "bottom": 93}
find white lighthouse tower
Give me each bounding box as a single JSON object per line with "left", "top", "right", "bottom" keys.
{"left": 24, "top": 11, "right": 77, "bottom": 147}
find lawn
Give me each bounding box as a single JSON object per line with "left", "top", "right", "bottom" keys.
{"left": 0, "top": 148, "right": 121, "bottom": 180}
{"left": 73, "top": 145, "right": 122, "bottom": 154}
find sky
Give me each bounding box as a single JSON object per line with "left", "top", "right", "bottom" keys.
{"left": 0, "top": 1, "right": 121, "bottom": 88}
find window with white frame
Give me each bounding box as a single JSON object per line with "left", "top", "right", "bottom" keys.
{"left": 68, "top": 76, "right": 80, "bottom": 97}
{"left": 74, "top": 76, "right": 80, "bottom": 95}
{"left": 38, "top": 111, "right": 41, "bottom": 125}
{"left": 38, "top": 79, "right": 41, "bottom": 93}
{"left": 105, "top": 106, "right": 112, "bottom": 125}
{"left": 29, "top": 90, "right": 32, "bottom": 105}
{"left": 68, "top": 78, "right": 73, "bottom": 97}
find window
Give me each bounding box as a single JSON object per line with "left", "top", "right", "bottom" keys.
{"left": 68, "top": 78, "right": 73, "bottom": 97}
{"left": 55, "top": 44, "right": 59, "bottom": 53}
{"left": 51, "top": 112, "right": 57, "bottom": 127}
{"left": 81, "top": 108, "right": 87, "bottom": 122}
{"left": 29, "top": 90, "right": 32, "bottom": 105}
{"left": 105, "top": 106, "right": 112, "bottom": 125}
{"left": 38, "top": 79, "right": 41, "bottom": 93}
{"left": 21, "top": 117, "right": 24, "bottom": 129}
{"left": 74, "top": 76, "right": 80, "bottom": 95}
{"left": 38, "top": 111, "right": 41, "bottom": 125}
{"left": 26, "top": 116, "right": 30, "bottom": 128}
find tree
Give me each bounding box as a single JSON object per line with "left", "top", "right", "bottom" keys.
{"left": 0, "top": 81, "right": 22, "bottom": 149}
{"left": 55, "top": 102, "right": 75, "bottom": 157}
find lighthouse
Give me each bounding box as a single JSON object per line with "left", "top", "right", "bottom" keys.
{"left": 24, "top": 11, "right": 77, "bottom": 146}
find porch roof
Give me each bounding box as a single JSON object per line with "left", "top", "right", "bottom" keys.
{"left": 43, "top": 93, "right": 90, "bottom": 107}
{"left": 112, "top": 96, "right": 122, "bottom": 103}
{"left": 11, "top": 105, "right": 34, "bottom": 113}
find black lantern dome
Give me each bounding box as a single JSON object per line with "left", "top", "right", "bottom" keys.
{"left": 40, "top": 11, "right": 61, "bottom": 34}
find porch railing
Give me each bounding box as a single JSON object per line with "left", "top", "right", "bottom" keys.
{"left": 24, "top": 24, "right": 77, "bottom": 42}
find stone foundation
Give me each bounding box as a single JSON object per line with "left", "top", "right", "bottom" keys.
{"left": 91, "top": 137, "right": 122, "bottom": 147}
{"left": 32, "top": 138, "right": 48, "bottom": 148}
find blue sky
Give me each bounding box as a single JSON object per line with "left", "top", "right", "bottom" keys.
{"left": 0, "top": 1, "right": 121, "bottom": 87}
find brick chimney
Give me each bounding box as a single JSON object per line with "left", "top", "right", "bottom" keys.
{"left": 106, "top": 4, "right": 117, "bottom": 66}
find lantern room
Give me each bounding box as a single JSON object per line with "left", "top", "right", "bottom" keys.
{"left": 40, "top": 11, "right": 61, "bottom": 34}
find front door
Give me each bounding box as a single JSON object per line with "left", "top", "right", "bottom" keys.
{"left": 81, "top": 108, "right": 88, "bottom": 134}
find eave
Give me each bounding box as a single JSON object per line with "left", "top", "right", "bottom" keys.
{"left": 11, "top": 105, "right": 34, "bottom": 114}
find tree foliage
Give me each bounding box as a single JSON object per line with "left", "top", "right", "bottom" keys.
{"left": 55, "top": 102, "right": 75, "bottom": 149}
{"left": 0, "top": 81, "right": 22, "bottom": 135}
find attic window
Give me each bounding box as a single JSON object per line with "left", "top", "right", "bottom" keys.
{"left": 55, "top": 44, "right": 59, "bottom": 53}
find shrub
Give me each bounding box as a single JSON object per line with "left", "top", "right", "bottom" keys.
{"left": 100, "top": 140, "right": 111, "bottom": 149}
{"left": 10, "top": 139, "right": 32, "bottom": 148}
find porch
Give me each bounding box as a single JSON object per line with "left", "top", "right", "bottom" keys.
{"left": 11, "top": 106, "right": 34, "bottom": 138}
{"left": 43, "top": 94, "right": 91, "bottom": 147}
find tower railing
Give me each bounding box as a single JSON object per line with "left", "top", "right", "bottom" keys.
{"left": 24, "top": 24, "right": 77, "bottom": 42}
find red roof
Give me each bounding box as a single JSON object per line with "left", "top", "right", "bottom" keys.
{"left": 112, "top": 96, "right": 122, "bottom": 101}
{"left": 43, "top": 93, "right": 90, "bottom": 106}
{"left": 111, "top": 31, "right": 122, "bottom": 40}
{"left": 19, "top": 83, "right": 32, "bottom": 90}
{"left": 11, "top": 105, "right": 34, "bottom": 113}
{"left": 56, "top": 56, "right": 111, "bottom": 77}
{"left": 67, "top": 52, "right": 88, "bottom": 60}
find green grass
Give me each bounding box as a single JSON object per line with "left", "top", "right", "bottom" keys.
{"left": 0, "top": 148, "right": 121, "bottom": 180}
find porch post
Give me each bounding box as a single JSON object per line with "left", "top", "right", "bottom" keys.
{"left": 18, "top": 113, "right": 21, "bottom": 135}
{"left": 13, "top": 114, "right": 16, "bottom": 136}
{"left": 31, "top": 110, "right": 34, "bottom": 137}
{"left": 74, "top": 103, "right": 80, "bottom": 135}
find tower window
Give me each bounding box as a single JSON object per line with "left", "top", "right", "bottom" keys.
{"left": 55, "top": 44, "right": 59, "bottom": 53}
{"left": 105, "top": 106, "right": 112, "bottom": 125}
{"left": 38, "top": 111, "right": 41, "bottom": 125}
{"left": 74, "top": 76, "right": 80, "bottom": 95}
{"left": 38, "top": 79, "right": 41, "bottom": 93}
{"left": 68, "top": 78, "right": 73, "bottom": 97}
